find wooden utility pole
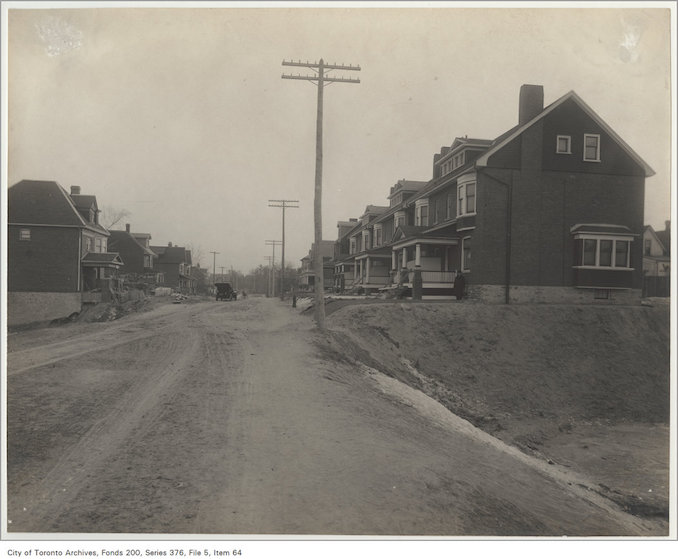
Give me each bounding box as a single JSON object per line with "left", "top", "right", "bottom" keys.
{"left": 264, "top": 256, "right": 273, "bottom": 297}
{"left": 265, "top": 240, "right": 282, "bottom": 297}
{"left": 269, "top": 199, "right": 299, "bottom": 299}
{"left": 210, "top": 251, "right": 219, "bottom": 284}
{"left": 282, "top": 58, "right": 360, "bottom": 329}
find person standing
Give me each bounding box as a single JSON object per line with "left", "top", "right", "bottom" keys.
{"left": 454, "top": 271, "right": 466, "bottom": 301}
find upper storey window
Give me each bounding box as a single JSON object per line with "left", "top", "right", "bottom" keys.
{"left": 441, "top": 151, "right": 466, "bottom": 176}
{"left": 556, "top": 135, "right": 571, "bottom": 154}
{"left": 583, "top": 134, "right": 601, "bottom": 162}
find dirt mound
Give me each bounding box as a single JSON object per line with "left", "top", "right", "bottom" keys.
{"left": 323, "top": 300, "right": 671, "bottom": 519}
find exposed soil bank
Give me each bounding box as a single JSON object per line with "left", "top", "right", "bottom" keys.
{"left": 321, "top": 299, "right": 671, "bottom": 521}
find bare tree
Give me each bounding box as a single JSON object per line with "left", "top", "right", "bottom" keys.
{"left": 101, "top": 205, "right": 131, "bottom": 230}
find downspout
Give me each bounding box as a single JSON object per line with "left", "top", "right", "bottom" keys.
{"left": 477, "top": 168, "right": 513, "bottom": 304}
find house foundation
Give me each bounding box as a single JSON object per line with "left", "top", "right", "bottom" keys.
{"left": 8, "top": 292, "right": 82, "bottom": 326}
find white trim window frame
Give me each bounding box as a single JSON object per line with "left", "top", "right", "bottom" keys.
{"left": 583, "top": 133, "right": 601, "bottom": 162}
{"left": 374, "top": 224, "right": 383, "bottom": 247}
{"left": 556, "top": 135, "right": 571, "bottom": 154}
{"left": 462, "top": 236, "right": 471, "bottom": 272}
{"left": 457, "top": 181, "right": 477, "bottom": 217}
{"left": 415, "top": 200, "right": 429, "bottom": 227}
{"left": 574, "top": 235, "right": 632, "bottom": 269}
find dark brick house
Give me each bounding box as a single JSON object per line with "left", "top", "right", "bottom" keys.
{"left": 108, "top": 224, "right": 162, "bottom": 287}
{"left": 384, "top": 85, "right": 654, "bottom": 302}
{"left": 7, "top": 180, "right": 124, "bottom": 325}
{"left": 150, "top": 243, "right": 196, "bottom": 294}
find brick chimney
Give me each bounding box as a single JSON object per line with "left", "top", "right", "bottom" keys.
{"left": 519, "top": 84, "right": 544, "bottom": 125}
{"left": 125, "top": 223, "right": 131, "bottom": 233}
{"left": 168, "top": 242, "right": 173, "bottom": 247}
{"left": 71, "top": 185, "right": 81, "bottom": 195}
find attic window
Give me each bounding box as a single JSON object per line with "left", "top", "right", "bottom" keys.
{"left": 19, "top": 228, "right": 31, "bottom": 241}
{"left": 556, "top": 135, "right": 571, "bottom": 154}
{"left": 583, "top": 134, "right": 601, "bottom": 162}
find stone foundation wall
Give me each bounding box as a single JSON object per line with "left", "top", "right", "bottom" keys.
{"left": 7, "top": 292, "right": 82, "bottom": 326}
{"left": 467, "top": 284, "right": 642, "bottom": 305}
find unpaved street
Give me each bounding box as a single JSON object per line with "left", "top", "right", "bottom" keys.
{"left": 6, "top": 297, "right": 665, "bottom": 536}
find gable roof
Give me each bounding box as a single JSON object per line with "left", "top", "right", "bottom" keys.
{"left": 151, "top": 245, "right": 189, "bottom": 264}
{"left": 475, "top": 90, "right": 655, "bottom": 176}
{"left": 109, "top": 229, "right": 157, "bottom": 256}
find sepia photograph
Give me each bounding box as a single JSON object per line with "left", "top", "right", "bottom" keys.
{"left": 1, "top": 0, "right": 675, "bottom": 555}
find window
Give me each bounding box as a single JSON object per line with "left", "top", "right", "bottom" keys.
{"left": 556, "top": 135, "right": 571, "bottom": 154}
{"left": 19, "top": 229, "right": 31, "bottom": 241}
{"left": 458, "top": 182, "right": 477, "bottom": 216}
{"left": 416, "top": 204, "right": 428, "bottom": 226}
{"left": 374, "top": 226, "right": 382, "bottom": 247}
{"left": 462, "top": 237, "right": 471, "bottom": 271}
{"left": 350, "top": 238, "right": 356, "bottom": 255}
{"left": 431, "top": 199, "right": 438, "bottom": 224}
{"left": 95, "top": 237, "right": 103, "bottom": 253}
{"left": 615, "top": 240, "right": 629, "bottom": 268}
{"left": 447, "top": 192, "right": 454, "bottom": 219}
{"left": 644, "top": 239, "right": 652, "bottom": 256}
{"left": 583, "top": 134, "right": 600, "bottom": 162}
{"left": 577, "top": 237, "right": 631, "bottom": 268}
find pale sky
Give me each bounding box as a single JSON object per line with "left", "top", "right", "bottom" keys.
{"left": 4, "top": 2, "right": 673, "bottom": 273}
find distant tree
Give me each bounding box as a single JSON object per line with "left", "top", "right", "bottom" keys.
{"left": 100, "top": 206, "right": 131, "bottom": 230}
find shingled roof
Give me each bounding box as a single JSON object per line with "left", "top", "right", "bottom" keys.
{"left": 8, "top": 179, "right": 110, "bottom": 235}
{"left": 9, "top": 180, "right": 87, "bottom": 227}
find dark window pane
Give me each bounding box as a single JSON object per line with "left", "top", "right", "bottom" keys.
{"left": 600, "top": 239, "right": 613, "bottom": 266}
{"left": 615, "top": 241, "right": 629, "bottom": 267}
{"left": 583, "top": 239, "right": 597, "bottom": 266}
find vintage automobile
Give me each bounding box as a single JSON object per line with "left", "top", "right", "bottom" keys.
{"left": 215, "top": 282, "right": 237, "bottom": 301}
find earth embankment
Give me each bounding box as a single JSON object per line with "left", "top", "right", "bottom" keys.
{"left": 323, "top": 300, "right": 671, "bottom": 519}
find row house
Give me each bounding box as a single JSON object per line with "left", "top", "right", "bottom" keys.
{"left": 299, "top": 240, "right": 334, "bottom": 292}
{"left": 335, "top": 85, "right": 654, "bottom": 303}
{"left": 7, "top": 180, "right": 123, "bottom": 325}
{"left": 150, "top": 243, "right": 197, "bottom": 295}
{"left": 108, "top": 223, "right": 164, "bottom": 288}
{"left": 332, "top": 219, "right": 359, "bottom": 292}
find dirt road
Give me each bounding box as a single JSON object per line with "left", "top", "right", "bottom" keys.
{"left": 5, "top": 297, "right": 666, "bottom": 536}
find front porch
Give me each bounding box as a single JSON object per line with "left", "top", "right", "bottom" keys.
{"left": 387, "top": 236, "right": 461, "bottom": 298}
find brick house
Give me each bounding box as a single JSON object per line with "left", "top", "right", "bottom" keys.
{"left": 108, "top": 224, "right": 162, "bottom": 288}
{"left": 381, "top": 85, "right": 653, "bottom": 302}
{"left": 150, "top": 243, "right": 196, "bottom": 294}
{"left": 332, "top": 219, "right": 359, "bottom": 293}
{"left": 298, "top": 240, "right": 335, "bottom": 292}
{"left": 7, "top": 180, "right": 123, "bottom": 325}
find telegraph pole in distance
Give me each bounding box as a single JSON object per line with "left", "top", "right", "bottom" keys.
{"left": 210, "top": 251, "right": 219, "bottom": 285}
{"left": 269, "top": 199, "right": 299, "bottom": 300}
{"left": 265, "top": 240, "right": 282, "bottom": 297}
{"left": 282, "top": 58, "right": 360, "bottom": 329}
{"left": 264, "top": 256, "right": 273, "bottom": 297}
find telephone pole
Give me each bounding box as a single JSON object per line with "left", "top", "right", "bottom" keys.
{"left": 265, "top": 240, "right": 282, "bottom": 297}
{"left": 264, "top": 256, "right": 273, "bottom": 297}
{"left": 269, "top": 199, "right": 299, "bottom": 299}
{"left": 282, "top": 58, "right": 360, "bottom": 329}
{"left": 219, "top": 266, "right": 225, "bottom": 282}
{"left": 210, "top": 251, "right": 219, "bottom": 284}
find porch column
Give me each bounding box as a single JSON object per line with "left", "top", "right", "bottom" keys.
{"left": 366, "top": 257, "right": 371, "bottom": 284}
{"left": 391, "top": 250, "right": 397, "bottom": 271}
{"left": 415, "top": 243, "right": 422, "bottom": 267}
{"left": 359, "top": 259, "right": 364, "bottom": 282}
{"left": 402, "top": 248, "right": 407, "bottom": 269}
